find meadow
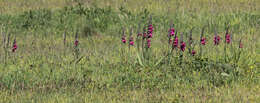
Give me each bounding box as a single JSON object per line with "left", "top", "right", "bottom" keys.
{"left": 0, "top": 0, "right": 259, "bottom": 102}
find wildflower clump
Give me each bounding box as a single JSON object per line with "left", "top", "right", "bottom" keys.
{"left": 12, "top": 38, "right": 17, "bottom": 52}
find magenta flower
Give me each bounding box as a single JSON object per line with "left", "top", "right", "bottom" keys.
{"left": 173, "top": 36, "right": 178, "bottom": 48}
{"left": 122, "top": 39, "right": 126, "bottom": 43}
{"left": 148, "top": 33, "right": 152, "bottom": 38}
{"left": 130, "top": 41, "right": 134, "bottom": 45}
{"left": 191, "top": 50, "right": 196, "bottom": 56}
{"left": 121, "top": 36, "right": 126, "bottom": 44}
{"left": 147, "top": 39, "right": 151, "bottom": 48}
{"left": 180, "top": 42, "right": 186, "bottom": 52}
{"left": 129, "top": 37, "right": 134, "bottom": 46}
{"left": 201, "top": 37, "right": 206, "bottom": 45}
{"left": 225, "top": 33, "right": 231, "bottom": 44}
{"left": 147, "top": 39, "right": 151, "bottom": 43}
{"left": 74, "top": 40, "right": 79, "bottom": 46}
{"left": 169, "top": 28, "right": 175, "bottom": 37}
{"left": 143, "top": 33, "right": 147, "bottom": 39}
{"left": 148, "top": 24, "right": 154, "bottom": 33}
{"left": 214, "top": 35, "right": 221, "bottom": 45}
{"left": 12, "top": 40, "right": 17, "bottom": 52}
{"left": 147, "top": 24, "right": 153, "bottom": 38}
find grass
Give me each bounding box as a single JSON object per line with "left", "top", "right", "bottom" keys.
{"left": 0, "top": 0, "right": 259, "bottom": 102}
{"left": 0, "top": 84, "right": 259, "bottom": 102}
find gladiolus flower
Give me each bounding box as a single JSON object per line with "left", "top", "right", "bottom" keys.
{"left": 147, "top": 24, "right": 153, "bottom": 38}
{"left": 147, "top": 39, "right": 151, "bottom": 43}
{"left": 191, "top": 50, "right": 196, "bottom": 56}
{"left": 148, "top": 33, "right": 153, "bottom": 38}
{"left": 143, "top": 33, "right": 147, "bottom": 39}
{"left": 147, "top": 39, "right": 151, "bottom": 48}
{"left": 169, "top": 28, "right": 175, "bottom": 37}
{"left": 12, "top": 40, "right": 17, "bottom": 52}
{"left": 74, "top": 40, "right": 79, "bottom": 46}
{"left": 173, "top": 36, "right": 178, "bottom": 48}
{"left": 214, "top": 35, "right": 221, "bottom": 45}
{"left": 129, "top": 37, "right": 134, "bottom": 46}
{"left": 148, "top": 24, "right": 154, "bottom": 33}
{"left": 121, "top": 36, "right": 126, "bottom": 44}
{"left": 180, "top": 42, "right": 186, "bottom": 51}
{"left": 201, "top": 37, "right": 206, "bottom": 45}
{"left": 130, "top": 41, "right": 134, "bottom": 45}
{"left": 225, "top": 33, "right": 231, "bottom": 44}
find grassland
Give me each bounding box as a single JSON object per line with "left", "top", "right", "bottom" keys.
{"left": 0, "top": 0, "right": 259, "bottom": 102}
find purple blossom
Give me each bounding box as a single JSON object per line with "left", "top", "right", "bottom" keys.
{"left": 173, "top": 36, "right": 178, "bottom": 48}
{"left": 143, "top": 33, "right": 147, "bottom": 39}
{"left": 225, "top": 33, "right": 231, "bottom": 44}
{"left": 130, "top": 41, "right": 134, "bottom": 46}
{"left": 169, "top": 28, "right": 175, "bottom": 37}
{"left": 121, "top": 36, "right": 126, "bottom": 44}
{"left": 180, "top": 42, "right": 186, "bottom": 52}
{"left": 148, "top": 33, "right": 153, "bottom": 38}
{"left": 147, "top": 39, "right": 151, "bottom": 48}
{"left": 201, "top": 37, "right": 206, "bottom": 45}
{"left": 147, "top": 24, "right": 153, "bottom": 38}
{"left": 12, "top": 40, "right": 17, "bottom": 52}
{"left": 191, "top": 50, "right": 196, "bottom": 56}
{"left": 214, "top": 35, "right": 221, "bottom": 45}
{"left": 74, "top": 40, "right": 79, "bottom": 47}
{"left": 129, "top": 37, "right": 134, "bottom": 46}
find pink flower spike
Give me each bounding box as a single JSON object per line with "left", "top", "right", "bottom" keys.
{"left": 74, "top": 40, "right": 79, "bottom": 46}
{"left": 170, "top": 28, "right": 175, "bottom": 36}
{"left": 214, "top": 35, "right": 221, "bottom": 45}
{"left": 12, "top": 40, "right": 17, "bottom": 52}
{"left": 173, "top": 36, "right": 178, "bottom": 48}
{"left": 121, "top": 36, "right": 126, "bottom": 44}
{"left": 143, "top": 33, "right": 147, "bottom": 38}
{"left": 12, "top": 44, "right": 17, "bottom": 52}
{"left": 147, "top": 24, "right": 154, "bottom": 36}
{"left": 130, "top": 41, "right": 134, "bottom": 46}
{"left": 147, "top": 43, "right": 151, "bottom": 48}
{"left": 225, "top": 33, "right": 231, "bottom": 44}
{"left": 147, "top": 39, "right": 151, "bottom": 48}
{"left": 122, "top": 39, "right": 126, "bottom": 43}
{"left": 201, "top": 37, "right": 206, "bottom": 45}
{"left": 147, "top": 39, "right": 151, "bottom": 43}
{"left": 129, "top": 37, "right": 134, "bottom": 46}
{"left": 191, "top": 50, "right": 196, "bottom": 56}
{"left": 180, "top": 42, "right": 186, "bottom": 52}
{"left": 148, "top": 33, "right": 152, "bottom": 38}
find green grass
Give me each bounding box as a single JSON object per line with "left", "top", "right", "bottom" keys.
{"left": 0, "top": 0, "right": 259, "bottom": 102}
{"left": 0, "top": 85, "right": 259, "bottom": 102}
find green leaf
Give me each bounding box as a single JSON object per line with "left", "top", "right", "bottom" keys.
{"left": 136, "top": 52, "right": 144, "bottom": 67}
{"left": 154, "top": 56, "right": 165, "bottom": 67}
